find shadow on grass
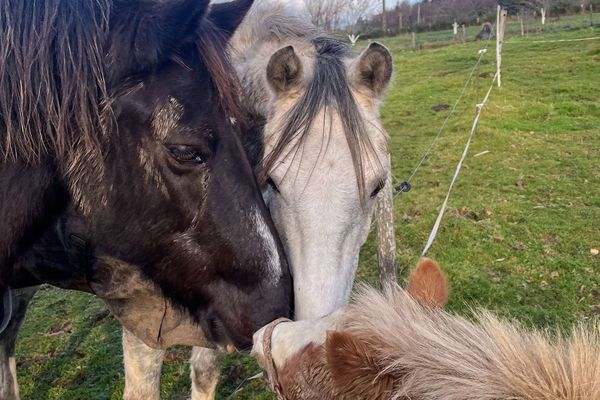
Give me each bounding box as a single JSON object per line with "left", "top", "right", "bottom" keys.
{"left": 18, "top": 288, "right": 193, "bottom": 400}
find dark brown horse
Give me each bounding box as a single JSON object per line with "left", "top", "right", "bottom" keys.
{"left": 0, "top": 0, "right": 291, "bottom": 356}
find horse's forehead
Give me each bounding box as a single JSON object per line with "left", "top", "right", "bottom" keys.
{"left": 152, "top": 96, "right": 184, "bottom": 140}
{"left": 266, "top": 108, "right": 387, "bottom": 172}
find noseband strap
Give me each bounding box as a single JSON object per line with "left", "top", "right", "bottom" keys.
{"left": 262, "top": 317, "right": 291, "bottom": 399}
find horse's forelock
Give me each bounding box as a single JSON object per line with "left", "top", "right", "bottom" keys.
{"left": 196, "top": 21, "right": 243, "bottom": 124}
{"left": 260, "top": 37, "right": 384, "bottom": 203}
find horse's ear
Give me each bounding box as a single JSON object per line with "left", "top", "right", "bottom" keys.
{"left": 208, "top": 0, "right": 254, "bottom": 40}
{"left": 108, "top": 0, "right": 210, "bottom": 83}
{"left": 266, "top": 46, "right": 304, "bottom": 95}
{"left": 406, "top": 258, "right": 448, "bottom": 308}
{"left": 326, "top": 331, "right": 394, "bottom": 397}
{"left": 352, "top": 42, "right": 393, "bottom": 97}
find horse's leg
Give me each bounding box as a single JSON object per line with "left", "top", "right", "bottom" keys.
{"left": 0, "top": 286, "right": 39, "bottom": 400}
{"left": 122, "top": 328, "right": 165, "bottom": 400}
{"left": 190, "top": 347, "right": 220, "bottom": 400}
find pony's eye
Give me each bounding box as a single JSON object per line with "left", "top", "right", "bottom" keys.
{"left": 167, "top": 145, "right": 205, "bottom": 164}
{"left": 266, "top": 177, "right": 280, "bottom": 193}
{"left": 370, "top": 180, "right": 385, "bottom": 199}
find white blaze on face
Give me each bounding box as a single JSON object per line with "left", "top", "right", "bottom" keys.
{"left": 252, "top": 206, "right": 283, "bottom": 283}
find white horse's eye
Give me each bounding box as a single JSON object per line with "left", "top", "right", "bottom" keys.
{"left": 370, "top": 180, "right": 385, "bottom": 198}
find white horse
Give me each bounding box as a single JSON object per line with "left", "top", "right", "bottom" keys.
{"left": 0, "top": 1, "right": 394, "bottom": 399}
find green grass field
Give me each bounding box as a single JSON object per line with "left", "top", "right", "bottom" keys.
{"left": 15, "top": 25, "right": 599, "bottom": 399}
{"left": 387, "top": 12, "right": 599, "bottom": 51}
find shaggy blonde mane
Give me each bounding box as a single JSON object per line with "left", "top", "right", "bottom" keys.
{"left": 346, "top": 284, "right": 600, "bottom": 400}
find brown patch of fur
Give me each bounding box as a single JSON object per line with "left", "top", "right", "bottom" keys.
{"left": 406, "top": 257, "right": 448, "bottom": 307}
{"left": 277, "top": 343, "right": 336, "bottom": 400}
{"left": 326, "top": 331, "right": 394, "bottom": 400}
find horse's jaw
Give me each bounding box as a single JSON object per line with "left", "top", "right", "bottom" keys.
{"left": 90, "top": 256, "right": 211, "bottom": 349}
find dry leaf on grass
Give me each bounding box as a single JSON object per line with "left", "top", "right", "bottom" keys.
{"left": 515, "top": 179, "right": 525, "bottom": 189}
{"left": 512, "top": 242, "right": 528, "bottom": 250}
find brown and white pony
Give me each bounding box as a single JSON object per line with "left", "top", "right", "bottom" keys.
{"left": 253, "top": 259, "right": 600, "bottom": 400}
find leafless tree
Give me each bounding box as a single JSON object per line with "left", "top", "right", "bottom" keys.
{"left": 304, "top": 0, "right": 327, "bottom": 27}
{"left": 305, "top": 0, "right": 380, "bottom": 32}
{"left": 346, "top": 0, "right": 379, "bottom": 32}
{"left": 304, "top": 0, "right": 347, "bottom": 30}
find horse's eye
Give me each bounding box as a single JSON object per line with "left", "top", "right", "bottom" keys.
{"left": 266, "top": 177, "right": 280, "bottom": 193}
{"left": 167, "top": 145, "right": 205, "bottom": 164}
{"left": 370, "top": 180, "right": 385, "bottom": 199}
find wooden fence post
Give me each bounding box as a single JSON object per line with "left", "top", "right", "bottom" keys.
{"left": 519, "top": 13, "right": 524, "bottom": 35}
{"left": 496, "top": 6, "right": 507, "bottom": 88}
{"left": 375, "top": 154, "right": 397, "bottom": 287}
{"left": 382, "top": 0, "right": 387, "bottom": 35}
{"left": 411, "top": 31, "right": 416, "bottom": 50}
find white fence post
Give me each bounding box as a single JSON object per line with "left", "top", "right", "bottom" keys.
{"left": 375, "top": 154, "right": 397, "bottom": 287}
{"left": 496, "top": 6, "right": 507, "bottom": 88}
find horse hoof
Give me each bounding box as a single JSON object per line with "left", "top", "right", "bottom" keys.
{"left": 0, "top": 288, "right": 12, "bottom": 333}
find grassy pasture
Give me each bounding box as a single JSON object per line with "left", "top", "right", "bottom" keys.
{"left": 14, "top": 26, "right": 600, "bottom": 399}
{"left": 387, "top": 12, "right": 599, "bottom": 51}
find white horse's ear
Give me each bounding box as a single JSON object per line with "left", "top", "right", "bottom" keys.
{"left": 266, "top": 46, "right": 303, "bottom": 94}
{"left": 353, "top": 42, "right": 392, "bottom": 97}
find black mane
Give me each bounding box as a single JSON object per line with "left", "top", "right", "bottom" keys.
{"left": 0, "top": 0, "right": 112, "bottom": 164}
{"left": 0, "top": 0, "right": 241, "bottom": 164}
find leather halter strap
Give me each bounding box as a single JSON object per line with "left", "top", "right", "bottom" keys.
{"left": 262, "top": 317, "right": 292, "bottom": 399}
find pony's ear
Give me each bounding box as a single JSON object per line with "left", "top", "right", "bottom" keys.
{"left": 326, "top": 331, "right": 394, "bottom": 398}
{"left": 108, "top": 0, "right": 210, "bottom": 83}
{"left": 352, "top": 42, "right": 393, "bottom": 97}
{"left": 406, "top": 258, "right": 448, "bottom": 308}
{"left": 266, "top": 46, "right": 304, "bottom": 95}
{"left": 208, "top": 0, "right": 254, "bottom": 40}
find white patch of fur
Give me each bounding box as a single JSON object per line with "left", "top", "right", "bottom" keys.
{"left": 252, "top": 309, "right": 345, "bottom": 370}
{"left": 251, "top": 206, "right": 282, "bottom": 283}
{"left": 122, "top": 329, "right": 165, "bottom": 400}
{"left": 137, "top": 143, "right": 169, "bottom": 197}
{"left": 190, "top": 347, "right": 220, "bottom": 400}
{"left": 152, "top": 96, "right": 183, "bottom": 141}
{"left": 8, "top": 357, "right": 17, "bottom": 399}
